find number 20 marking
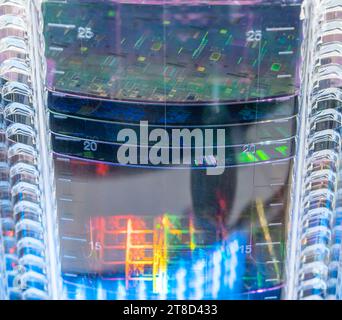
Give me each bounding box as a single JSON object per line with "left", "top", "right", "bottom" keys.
{"left": 84, "top": 140, "right": 97, "bottom": 152}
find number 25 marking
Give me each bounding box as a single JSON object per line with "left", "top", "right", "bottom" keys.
{"left": 246, "top": 30, "right": 262, "bottom": 42}
{"left": 78, "top": 27, "right": 94, "bottom": 40}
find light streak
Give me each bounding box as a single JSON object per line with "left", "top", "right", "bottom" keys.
{"left": 176, "top": 268, "right": 187, "bottom": 300}
{"left": 227, "top": 240, "right": 239, "bottom": 289}
{"left": 96, "top": 281, "right": 106, "bottom": 300}
{"left": 75, "top": 283, "right": 86, "bottom": 300}
{"left": 117, "top": 282, "right": 126, "bottom": 299}
{"left": 191, "top": 259, "right": 205, "bottom": 299}
{"left": 86, "top": 215, "right": 245, "bottom": 299}
{"left": 138, "top": 281, "right": 146, "bottom": 300}
{"left": 212, "top": 249, "right": 222, "bottom": 298}
{"left": 256, "top": 198, "right": 280, "bottom": 279}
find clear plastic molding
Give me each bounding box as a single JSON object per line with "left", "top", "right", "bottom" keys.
{"left": 292, "top": 0, "right": 342, "bottom": 300}
{"left": 0, "top": 0, "right": 48, "bottom": 300}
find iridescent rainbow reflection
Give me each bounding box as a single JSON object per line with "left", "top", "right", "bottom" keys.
{"left": 61, "top": 214, "right": 252, "bottom": 299}
{"left": 60, "top": 213, "right": 286, "bottom": 299}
